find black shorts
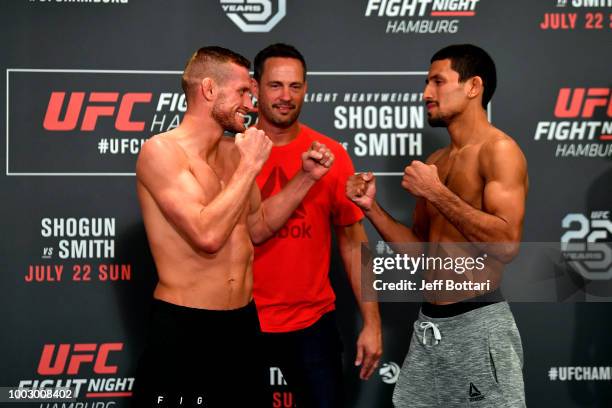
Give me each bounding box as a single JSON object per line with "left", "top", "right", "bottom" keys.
{"left": 133, "top": 299, "right": 266, "bottom": 408}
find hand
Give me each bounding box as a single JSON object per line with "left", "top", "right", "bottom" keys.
{"left": 355, "top": 324, "right": 383, "bottom": 380}
{"left": 346, "top": 172, "right": 376, "bottom": 211}
{"left": 401, "top": 160, "right": 442, "bottom": 199}
{"left": 301, "top": 141, "right": 334, "bottom": 180}
{"left": 235, "top": 127, "right": 273, "bottom": 173}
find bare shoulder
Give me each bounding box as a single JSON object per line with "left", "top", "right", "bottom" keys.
{"left": 425, "top": 147, "right": 448, "bottom": 164}
{"left": 479, "top": 128, "right": 527, "bottom": 177}
{"left": 136, "top": 132, "right": 188, "bottom": 183}
{"left": 481, "top": 129, "right": 525, "bottom": 161}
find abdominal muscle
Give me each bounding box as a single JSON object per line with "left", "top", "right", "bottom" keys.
{"left": 141, "top": 189, "right": 254, "bottom": 311}
{"left": 423, "top": 222, "right": 503, "bottom": 305}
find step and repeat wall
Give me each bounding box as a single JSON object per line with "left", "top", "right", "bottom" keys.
{"left": 1, "top": 1, "right": 611, "bottom": 407}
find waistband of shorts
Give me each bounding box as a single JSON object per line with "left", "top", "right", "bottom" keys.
{"left": 151, "top": 298, "right": 256, "bottom": 320}
{"left": 421, "top": 288, "right": 504, "bottom": 318}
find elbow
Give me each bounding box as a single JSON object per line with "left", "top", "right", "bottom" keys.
{"left": 491, "top": 238, "right": 520, "bottom": 264}
{"left": 496, "top": 244, "right": 520, "bottom": 264}
{"left": 251, "top": 233, "right": 266, "bottom": 246}
{"left": 249, "top": 218, "right": 275, "bottom": 246}
{"left": 250, "top": 227, "right": 272, "bottom": 246}
{"left": 194, "top": 234, "right": 225, "bottom": 254}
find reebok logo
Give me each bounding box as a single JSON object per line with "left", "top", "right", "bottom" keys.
{"left": 260, "top": 167, "right": 312, "bottom": 239}
{"left": 260, "top": 167, "right": 306, "bottom": 220}
{"left": 468, "top": 382, "right": 485, "bottom": 402}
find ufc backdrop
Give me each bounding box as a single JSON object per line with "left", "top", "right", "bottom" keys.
{"left": 1, "top": 0, "right": 611, "bottom": 407}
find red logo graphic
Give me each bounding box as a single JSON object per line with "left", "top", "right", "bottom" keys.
{"left": 43, "top": 92, "right": 152, "bottom": 131}
{"left": 37, "top": 343, "right": 123, "bottom": 375}
{"left": 261, "top": 167, "right": 306, "bottom": 219}
{"left": 554, "top": 88, "right": 612, "bottom": 118}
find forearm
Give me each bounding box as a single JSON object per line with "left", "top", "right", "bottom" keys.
{"left": 338, "top": 232, "right": 381, "bottom": 328}
{"left": 260, "top": 169, "right": 316, "bottom": 232}
{"left": 428, "top": 185, "right": 519, "bottom": 261}
{"left": 429, "top": 185, "right": 514, "bottom": 243}
{"left": 197, "top": 163, "right": 257, "bottom": 250}
{"left": 348, "top": 265, "right": 381, "bottom": 328}
{"left": 365, "top": 201, "right": 421, "bottom": 244}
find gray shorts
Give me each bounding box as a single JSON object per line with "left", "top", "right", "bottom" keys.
{"left": 392, "top": 301, "right": 525, "bottom": 407}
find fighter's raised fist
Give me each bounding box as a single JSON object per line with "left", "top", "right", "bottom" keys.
{"left": 401, "top": 160, "right": 441, "bottom": 199}
{"left": 346, "top": 172, "right": 376, "bottom": 211}
{"left": 235, "top": 127, "right": 273, "bottom": 173}
{"left": 302, "top": 141, "right": 334, "bottom": 181}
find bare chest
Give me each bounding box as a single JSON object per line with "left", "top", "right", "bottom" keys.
{"left": 189, "top": 154, "right": 234, "bottom": 195}
{"left": 427, "top": 148, "right": 484, "bottom": 216}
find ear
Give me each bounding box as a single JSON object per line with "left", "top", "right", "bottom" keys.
{"left": 201, "top": 77, "right": 215, "bottom": 101}
{"left": 467, "top": 76, "right": 483, "bottom": 100}
{"left": 304, "top": 80, "right": 308, "bottom": 93}
{"left": 251, "top": 78, "right": 260, "bottom": 99}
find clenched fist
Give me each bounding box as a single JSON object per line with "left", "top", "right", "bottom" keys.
{"left": 235, "top": 127, "right": 273, "bottom": 173}
{"left": 346, "top": 172, "right": 376, "bottom": 211}
{"left": 302, "top": 141, "right": 334, "bottom": 180}
{"left": 401, "top": 160, "right": 442, "bottom": 199}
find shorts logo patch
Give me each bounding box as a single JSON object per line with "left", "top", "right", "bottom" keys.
{"left": 468, "top": 382, "right": 485, "bottom": 402}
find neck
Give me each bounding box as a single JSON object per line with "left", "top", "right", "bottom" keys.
{"left": 257, "top": 117, "right": 301, "bottom": 146}
{"left": 446, "top": 105, "right": 490, "bottom": 149}
{"left": 179, "top": 110, "right": 224, "bottom": 162}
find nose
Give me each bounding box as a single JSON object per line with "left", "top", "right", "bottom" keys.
{"left": 423, "top": 83, "right": 434, "bottom": 101}
{"left": 280, "top": 85, "right": 291, "bottom": 101}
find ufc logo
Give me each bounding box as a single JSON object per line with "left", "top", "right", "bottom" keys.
{"left": 37, "top": 343, "right": 123, "bottom": 375}
{"left": 554, "top": 88, "right": 612, "bottom": 118}
{"left": 43, "top": 92, "right": 152, "bottom": 131}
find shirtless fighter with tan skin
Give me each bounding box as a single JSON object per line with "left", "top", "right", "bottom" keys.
{"left": 133, "top": 46, "right": 334, "bottom": 408}
{"left": 347, "top": 45, "right": 529, "bottom": 407}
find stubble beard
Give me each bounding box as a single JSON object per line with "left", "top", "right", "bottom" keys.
{"left": 212, "top": 97, "right": 245, "bottom": 134}
{"left": 259, "top": 102, "right": 301, "bottom": 129}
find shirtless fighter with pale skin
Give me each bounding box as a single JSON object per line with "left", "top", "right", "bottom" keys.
{"left": 133, "top": 46, "right": 334, "bottom": 407}
{"left": 348, "top": 45, "right": 529, "bottom": 407}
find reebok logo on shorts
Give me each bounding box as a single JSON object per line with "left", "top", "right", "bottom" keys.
{"left": 468, "top": 382, "right": 485, "bottom": 402}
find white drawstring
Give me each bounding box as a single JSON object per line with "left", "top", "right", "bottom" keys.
{"left": 419, "top": 321, "right": 442, "bottom": 345}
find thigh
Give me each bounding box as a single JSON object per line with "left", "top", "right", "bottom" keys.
{"left": 487, "top": 308, "right": 525, "bottom": 407}
{"left": 392, "top": 327, "right": 437, "bottom": 408}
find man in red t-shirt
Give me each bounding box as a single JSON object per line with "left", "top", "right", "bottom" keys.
{"left": 252, "top": 43, "right": 382, "bottom": 407}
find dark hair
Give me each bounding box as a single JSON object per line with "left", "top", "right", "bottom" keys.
{"left": 181, "top": 46, "right": 250, "bottom": 96}
{"left": 431, "top": 44, "right": 496, "bottom": 108}
{"left": 253, "top": 43, "right": 307, "bottom": 82}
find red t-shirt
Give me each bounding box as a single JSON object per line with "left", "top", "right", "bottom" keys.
{"left": 253, "top": 124, "right": 363, "bottom": 333}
